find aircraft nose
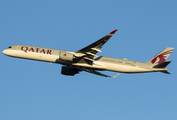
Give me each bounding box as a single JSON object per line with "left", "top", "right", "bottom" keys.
{"left": 2, "top": 49, "right": 7, "bottom": 54}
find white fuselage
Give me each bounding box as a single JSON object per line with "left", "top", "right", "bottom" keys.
{"left": 3, "top": 45, "right": 166, "bottom": 73}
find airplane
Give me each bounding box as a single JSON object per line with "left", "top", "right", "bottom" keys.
{"left": 2, "top": 29, "right": 174, "bottom": 78}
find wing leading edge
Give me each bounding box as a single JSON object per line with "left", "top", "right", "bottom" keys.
{"left": 75, "top": 29, "right": 118, "bottom": 65}
{"left": 76, "top": 29, "right": 118, "bottom": 55}
{"left": 74, "top": 29, "right": 119, "bottom": 77}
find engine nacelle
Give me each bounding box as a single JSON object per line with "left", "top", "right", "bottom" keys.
{"left": 61, "top": 66, "right": 79, "bottom": 76}
{"left": 59, "top": 51, "right": 74, "bottom": 61}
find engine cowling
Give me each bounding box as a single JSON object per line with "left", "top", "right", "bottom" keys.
{"left": 61, "top": 66, "right": 79, "bottom": 76}
{"left": 59, "top": 51, "right": 74, "bottom": 61}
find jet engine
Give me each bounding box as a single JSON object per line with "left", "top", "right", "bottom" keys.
{"left": 61, "top": 66, "right": 79, "bottom": 76}
{"left": 59, "top": 51, "right": 74, "bottom": 61}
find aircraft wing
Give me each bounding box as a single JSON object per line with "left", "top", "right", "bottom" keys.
{"left": 84, "top": 68, "right": 119, "bottom": 78}
{"left": 76, "top": 29, "right": 118, "bottom": 55}
{"left": 75, "top": 29, "right": 118, "bottom": 64}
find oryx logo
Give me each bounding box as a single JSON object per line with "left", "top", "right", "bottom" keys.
{"left": 151, "top": 49, "right": 173, "bottom": 64}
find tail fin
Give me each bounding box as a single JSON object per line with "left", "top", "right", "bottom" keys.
{"left": 146, "top": 47, "right": 174, "bottom": 64}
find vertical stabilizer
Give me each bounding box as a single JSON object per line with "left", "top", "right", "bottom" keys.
{"left": 146, "top": 47, "right": 174, "bottom": 64}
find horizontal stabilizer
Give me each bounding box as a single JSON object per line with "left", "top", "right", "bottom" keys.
{"left": 153, "top": 61, "right": 171, "bottom": 68}
{"left": 161, "top": 71, "right": 171, "bottom": 74}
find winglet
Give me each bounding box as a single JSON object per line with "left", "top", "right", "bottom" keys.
{"left": 112, "top": 73, "right": 120, "bottom": 78}
{"left": 109, "top": 29, "right": 118, "bottom": 35}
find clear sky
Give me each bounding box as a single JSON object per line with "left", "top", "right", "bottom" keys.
{"left": 1, "top": 0, "right": 177, "bottom": 120}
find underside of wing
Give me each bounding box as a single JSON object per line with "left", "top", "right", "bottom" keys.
{"left": 75, "top": 29, "right": 118, "bottom": 65}
{"left": 76, "top": 29, "right": 118, "bottom": 55}
{"left": 84, "top": 69, "right": 120, "bottom": 78}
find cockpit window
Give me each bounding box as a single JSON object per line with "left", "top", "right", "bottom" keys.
{"left": 8, "top": 46, "right": 12, "bottom": 48}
